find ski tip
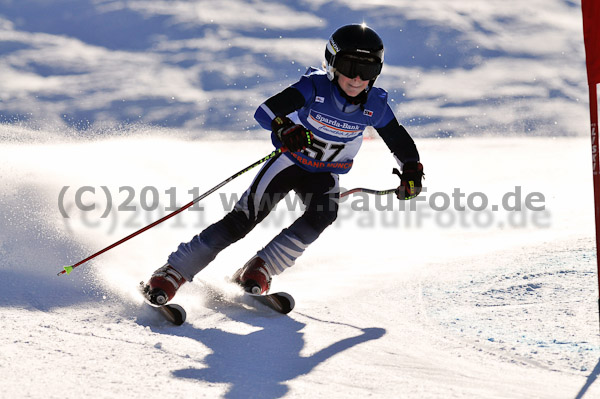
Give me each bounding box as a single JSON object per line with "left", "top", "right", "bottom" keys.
{"left": 277, "top": 292, "right": 295, "bottom": 314}
{"left": 167, "top": 304, "right": 187, "bottom": 325}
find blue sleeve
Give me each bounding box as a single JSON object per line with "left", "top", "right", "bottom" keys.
{"left": 373, "top": 104, "right": 396, "bottom": 129}
{"left": 254, "top": 103, "right": 276, "bottom": 130}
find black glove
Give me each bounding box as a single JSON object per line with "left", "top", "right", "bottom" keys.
{"left": 395, "top": 161, "right": 424, "bottom": 200}
{"left": 272, "top": 116, "right": 313, "bottom": 152}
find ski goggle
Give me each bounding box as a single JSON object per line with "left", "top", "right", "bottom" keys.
{"left": 334, "top": 54, "right": 382, "bottom": 81}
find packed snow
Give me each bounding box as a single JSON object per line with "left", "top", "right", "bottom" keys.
{"left": 0, "top": 0, "right": 588, "bottom": 137}
{"left": 1, "top": 0, "right": 599, "bottom": 398}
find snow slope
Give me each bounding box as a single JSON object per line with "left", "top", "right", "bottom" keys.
{"left": 1, "top": 131, "right": 599, "bottom": 398}
{"left": 0, "top": 0, "right": 588, "bottom": 137}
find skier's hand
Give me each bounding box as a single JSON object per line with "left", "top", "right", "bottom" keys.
{"left": 396, "top": 161, "right": 424, "bottom": 200}
{"left": 272, "top": 116, "right": 313, "bottom": 152}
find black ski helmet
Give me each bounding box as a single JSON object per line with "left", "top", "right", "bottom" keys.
{"left": 324, "top": 24, "right": 384, "bottom": 83}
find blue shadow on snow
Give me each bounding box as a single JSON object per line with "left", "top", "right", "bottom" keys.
{"left": 141, "top": 295, "right": 386, "bottom": 399}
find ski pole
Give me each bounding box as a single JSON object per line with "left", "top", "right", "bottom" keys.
{"left": 340, "top": 187, "right": 396, "bottom": 198}
{"left": 57, "top": 147, "right": 286, "bottom": 276}
{"left": 340, "top": 168, "right": 401, "bottom": 198}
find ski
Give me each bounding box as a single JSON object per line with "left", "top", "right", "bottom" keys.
{"left": 244, "top": 291, "right": 295, "bottom": 314}
{"left": 138, "top": 282, "right": 186, "bottom": 326}
{"left": 138, "top": 279, "right": 294, "bottom": 322}
{"left": 198, "top": 280, "right": 295, "bottom": 315}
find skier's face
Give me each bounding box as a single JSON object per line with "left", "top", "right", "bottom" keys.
{"left": 337, "top": 73, "right": 369, "bottom": 98}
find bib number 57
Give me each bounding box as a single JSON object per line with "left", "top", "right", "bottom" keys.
{"left": 302, "top": 138, "right": 345, "bottom": 162}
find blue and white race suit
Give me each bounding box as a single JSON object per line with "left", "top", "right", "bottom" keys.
{"left": 167, "top": 68, "right": 420, "bottom": 280}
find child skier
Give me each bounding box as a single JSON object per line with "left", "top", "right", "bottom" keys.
{"left": 143, "top": 23, "right": 424, "bottom": 305}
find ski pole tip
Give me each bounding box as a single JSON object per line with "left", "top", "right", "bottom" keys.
{"left": 58, "top": 265, "right": 74, "bottom": 276}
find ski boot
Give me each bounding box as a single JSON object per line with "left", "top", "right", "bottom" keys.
{"left": 143, "top": 264, "right": 186, "bottom": 305}
{"left": 232, "top": 256, "right": 272, "bottom": 295}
